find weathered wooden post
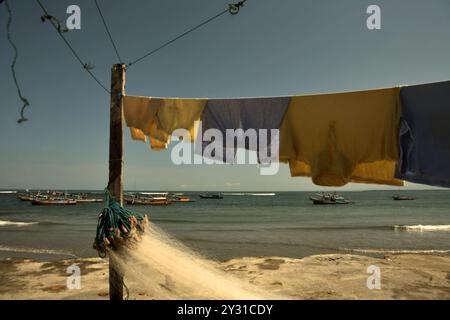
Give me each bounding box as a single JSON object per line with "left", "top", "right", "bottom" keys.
{"left": 108, "top": 63, "right": 126, "bottom": 300}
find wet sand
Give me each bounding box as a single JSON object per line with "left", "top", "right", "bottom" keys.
{"left": 1, "top": 254, "right": 450, "bottom": 300}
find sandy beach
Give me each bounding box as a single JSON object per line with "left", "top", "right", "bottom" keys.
{"left": 1, "top": 253, "right": 450, "bottom": 300}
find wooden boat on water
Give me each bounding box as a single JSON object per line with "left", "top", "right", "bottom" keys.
{"left": 18, "top": 190, "right": 70, "bottom": 202}
{"left": 31, "top": 198, "right": 77, "bottom": 206}
{"left": 18, "top": 192, "right": 49, "bottom": 201}
{"left": 18, "top": 194, "right": 35, "bottom": 201}
{"left": 393, "top": 195, "right": 416, "bottom": 201}
{"left": 126, "top": 197, "right": 172, "bottom": 206}
{"left": 171, "top": 196, "right": 195, "bottom": 203}
{"left": 199, "top": 194, "right": 223, "bottom": 199}
{"left": 139, "top": 192, "right": 168, "bottom": 196}
{"left": 310, "top": 193, "right": 350, "bottom": 205}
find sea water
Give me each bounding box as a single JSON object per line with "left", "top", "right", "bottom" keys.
{"left": 0, "top": 190, "right": 450, "bottom": 261}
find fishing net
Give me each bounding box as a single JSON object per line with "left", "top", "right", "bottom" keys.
{"left": 93, "top": 189, "right": 148, "bottom": 257}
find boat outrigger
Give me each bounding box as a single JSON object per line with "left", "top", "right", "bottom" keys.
{"left": 75, "top": 198, "right": 104, "bottom": 203}
{"left": 32, "top": 198, "right": 77, "bottom": 205}
{"left": 310, "top": 193, "right": 350, "bottom": 205}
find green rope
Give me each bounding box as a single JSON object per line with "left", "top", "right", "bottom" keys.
{"left": 93, "top": 189, "right": 146, "bottom": 258}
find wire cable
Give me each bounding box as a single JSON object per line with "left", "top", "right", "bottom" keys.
{"left": 127, "top": 0, "right": 248, "bottom": 68}
{"left": 94, "top": 0, "right": 122, "bottom": 63}
{"left": 35, "top": 0, "right": 110, "bottom": 94}
{"left": 4, "top": 0, "right": 31, "bottom": 123}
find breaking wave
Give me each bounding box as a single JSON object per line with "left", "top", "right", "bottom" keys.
{"left": 394, "top": 225, "right": 450, "bottom": 232}
{"left": 0, "top": 220, "right": 38, "bottom": 227}
{"left": 0, "top": 245, "right": 77, "bottom": 257}
{"left": 341, "top": 248, "right": 450, "bottom": 254}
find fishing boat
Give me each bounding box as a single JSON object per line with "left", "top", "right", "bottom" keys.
{"left": 139, "top": 192, "right": 168, "bottom": 196}
{"left": 310, "top": 193, "right": 350, "bottom": 205}
{"left": 126, "top": 197, "right": 172, "bottom": 206}
{"left": 171, "top": 195, "right": 195, "bottom": 203}
{"left": 31, "top": 198, "right": 77, "bottom": 206}
{"left": 17, "top": 191, "right": 47, "bottom": 201}
{"left": 18, "top": 194, "right": 35, "bottom": 201}
{"left": 199, "top": 194, "right": 223, "bottom": 199}
{"left": 393, "top": 195, "right": 416, "bottom": 201}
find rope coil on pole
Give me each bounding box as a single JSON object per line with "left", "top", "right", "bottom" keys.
{"left": 93, "top": 189, "right": 148, "bottom": 258}
{"left": 40, "top": 14, "right": 69, "bottom": 33}
{"left": 229, "top": 0, "right": 247, "bottom": 15}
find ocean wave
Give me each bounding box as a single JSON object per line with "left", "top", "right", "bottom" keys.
{"left": 181, "top": 237, "right": 312, "bottom": 247}
{"left": 340, "top": 248, "right": 450, "bottom": 254}
{"left": 0, "top": 220, "right": 38, "bottom": 227}
{"left": 0, "top": 245, "right": 77, "bottom": 257}
{"left": 261, "top": 225, "right": 450, "bottom": 232}
{"left": 269, "top": 225, "right": 390, "bottom": 231}
{"left": 394, "top": 225, "right": 450, "bottom": 232}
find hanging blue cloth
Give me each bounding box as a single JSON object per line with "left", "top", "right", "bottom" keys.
{"left": 396, "top": 81, "right": 450, "bottom": 188}
{"left": 197, "top": 97, "right": 291, "bottom": 163}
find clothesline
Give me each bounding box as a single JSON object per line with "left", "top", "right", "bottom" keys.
{"left": 122, "top": 80, "right": 450, "bottom": 189}
{"left": 125, "top": 77, "right": 450, "bottom": 100}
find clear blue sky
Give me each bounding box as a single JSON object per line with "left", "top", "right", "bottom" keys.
{"left": 1, "top": 0, "right": 450, "bottom": 191}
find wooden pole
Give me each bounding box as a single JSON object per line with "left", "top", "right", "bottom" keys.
{"left": 108, "top": 63, "right": 126, "bottom": 300}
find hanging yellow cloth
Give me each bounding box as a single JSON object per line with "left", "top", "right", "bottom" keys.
{"left": 129, "top": 127, "right": 146, "bottom": 142}
{"left": 279, "top": 88, "right": 403, "bottom": 186}
{"left": 123, "top": 95, "right": 207, "bottom": 150}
